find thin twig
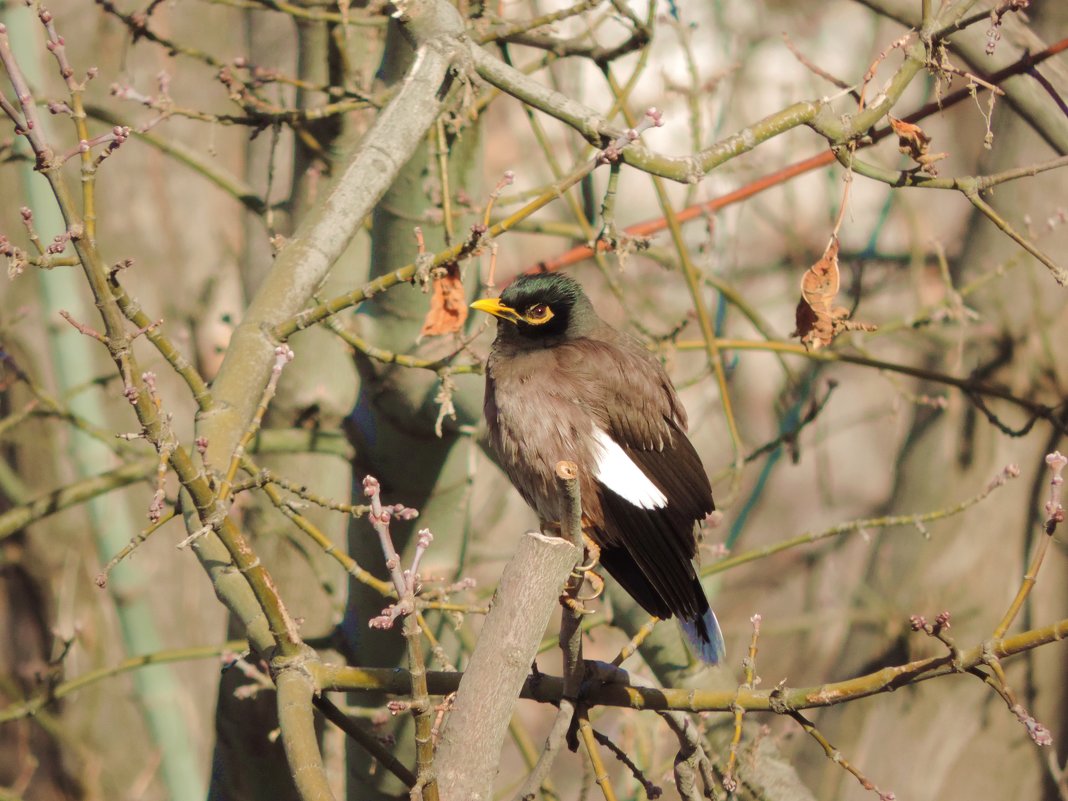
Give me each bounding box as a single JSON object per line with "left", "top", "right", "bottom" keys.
{"left": 313, "top": 695, "right": 417, "bottom": 788}
{"left": 577, "top": 712, "right": 619, "bottom": 801}
{"left": 215, "top": 344, "right": 294, "bottom": 502}
{"left": 782, "top": 32, "right": 852, "bottom": 90}
{"left": 362, "top": 476, "right": 438, "bottom": 801}
{"left": 705, "top": 463, "right": 1021, "bottom": 578}
{"left": 724, "top": 614, "right": 762, "bottom": 792}
{"left": 965, "top": 191, "right": 1067, "bottom": 287}
{"left": 590, "top": 727, "right": 660, "bottom": 799}
{"left": 674, "top": 339, "right": 1065, "bottom": 436}
{"left": 993, "top": 452, "right": 1065, "bottom": 639}
{"left": 789, "top": 710, "right": 894, "bottom": 800}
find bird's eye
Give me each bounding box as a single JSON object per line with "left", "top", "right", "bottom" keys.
{"left": 519, "top": 302, "right": 554, "bottom": 326}
{"left": 525, "top": 304, "right": 550, "bottom": 320}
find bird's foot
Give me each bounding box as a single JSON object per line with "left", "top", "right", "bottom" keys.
{"left": 565, "top": 534, "right": 604, "bottom": 604}
{"left": 578, "top": 570, "right": 605, "bottom": 602}
{"left": 563, "top": 568, "right": 604, "bottom": 612}
{"left": 572, "top": 534, "right": 606, "bottom": 576}
{"left": 583, "top": 531, "right": 600, "bottom": 558}
{"left": 561, "top": 594, "right": 589, "bottom": 614}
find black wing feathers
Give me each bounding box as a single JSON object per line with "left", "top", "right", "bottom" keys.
{"left": 572, "top": 337, "right": 714, "bottom": 624}
{"left": 599, "top": 489, "right": 706, "bottom": 618}
{"left": 625, "top": 419, "right": 714, "bottom": 521}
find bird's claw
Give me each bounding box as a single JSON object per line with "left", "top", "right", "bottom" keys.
{"left": 581, "top": 532, "right": 601, "bottom": 563}
{"left": 571, "top": 532, "right": 602, "bottom": 573}
{"left": 561, "top": 594, "right": 588, "bottom": 613}
{"left": 578, "top": 569, "right": 605, "bottom": 602}
{"left": 569, "top": 535, "right": 604, "bottom": 600}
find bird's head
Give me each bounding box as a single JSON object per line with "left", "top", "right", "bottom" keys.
{"left": 470, "top": 273, "right": 595, "bottom": 345}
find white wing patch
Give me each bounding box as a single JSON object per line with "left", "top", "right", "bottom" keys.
{"left": 592, "top": 428, "right": 667, "bottom": 509}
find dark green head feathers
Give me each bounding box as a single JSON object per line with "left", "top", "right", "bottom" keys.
{"left": 470, "top": 273, "right": 595, "bottom": 343}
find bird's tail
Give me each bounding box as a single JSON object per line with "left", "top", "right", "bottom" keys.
{"left": 680, "top": 602, "right": 727, "bottom": 665}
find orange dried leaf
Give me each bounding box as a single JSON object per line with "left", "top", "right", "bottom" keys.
{"left": 888, "top": 115, "right": 947, "bottom": 175}
{"left": 420, "top": 265, "right": 468, "bottom": 337}
{"left": 792, "top": 236, "right": 876, "bottom": 351}
{"left": 888, "top": 115, "right": 929, "bottom": 153}
{"left": 799, "top": 236, "right": 841, "bottom": 313}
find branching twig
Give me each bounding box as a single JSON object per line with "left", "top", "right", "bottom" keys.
{"left": 97, "top": 507, "right": 178, "bottom": 587}
{"left": 789, "top": 710, "right": 894, "bottom": 800}
{"left": 705, "top": 463, "right": 1021, "bottom": 578}
{"left": 271, "top": 109, "right": 659, "bottom": 341}
{"left": 675, "top": 339, "right": 1065, "bottom": 436}
{"left": 834, "top": 146, "right": 1068, "bottom": 285}
{"left": 535, "top": 36, "right": 1068, "bottom": 273}
{"left": 724, "top": 614, "right": 762, "bottom": 793}
{"left": 993, "top": 452, "right": 1065, "bottom": 639}
{"left": 313, "top": 695, "right": 417, "bottom": 788}
{"left": 216, "top": 344, "right": 294, "bottom": 502}
{"left": 590, "top": 727, "right": 661, "bottom": 800}
{"left": 576, "top": 712, "right": 619, "bottom": 801}
{"left": 913, "top": 607, "right": 1055, "bottom": 750}
{"left": 361, "top": 476, "right": 438, "bottom": 800}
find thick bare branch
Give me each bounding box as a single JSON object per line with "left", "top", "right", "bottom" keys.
{"left": 200, "top": 0, "right": 467, "bottom": 465}
{"left": 434, "top": 531, "right": 580, "bottom": 801}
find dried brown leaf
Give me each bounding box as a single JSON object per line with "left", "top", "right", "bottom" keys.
{"left": 888, "top": 115, "right": 929, "bottom": 152}
{"left": 793, "top": 295, "right": 820, "bottom": 346}
{"left": 793, "top": 236, "right": 877, "bottom": 351}
{"left": 888, "top": 115, "right": 948, "bottom": 175}
{"left": 420, "top": 264, "right": 467, "bottom": 337}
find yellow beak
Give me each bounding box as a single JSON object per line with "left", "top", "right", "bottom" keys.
{"left": 470, "top": 297, "right": 523, "bottom": 324}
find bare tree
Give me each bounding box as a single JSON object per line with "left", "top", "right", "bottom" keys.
{"left": 1, "top": 1, "right": 1066, "bottom": 800}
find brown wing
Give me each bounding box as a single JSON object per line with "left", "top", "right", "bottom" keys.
{"left": 554, "top": 336, "right": 714, "bottom": 621}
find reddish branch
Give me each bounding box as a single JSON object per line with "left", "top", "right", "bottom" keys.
{"left": 532, "top": 36, "right": 1068, "bottom": 275}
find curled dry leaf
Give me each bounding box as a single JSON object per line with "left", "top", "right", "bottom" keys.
{"left": 419, "top": 262, "right": 468, "bottom": 337}
{"left": 888, "top": 115, "right": 948, "bottom": 175}
{"left": 793, "top": 236, "right": 877, "bottom": 351}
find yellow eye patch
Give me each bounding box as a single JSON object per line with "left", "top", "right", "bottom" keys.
{"left": 522, "top": 304, "right": 554, "bottom": 325}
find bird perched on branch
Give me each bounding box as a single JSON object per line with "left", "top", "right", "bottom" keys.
{"left": 471, "top": 273, "right": 725, "bottom": 664}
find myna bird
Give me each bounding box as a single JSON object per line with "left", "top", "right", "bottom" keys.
{"left": 471, "top": 273, "right": 725, "bottom": 663}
